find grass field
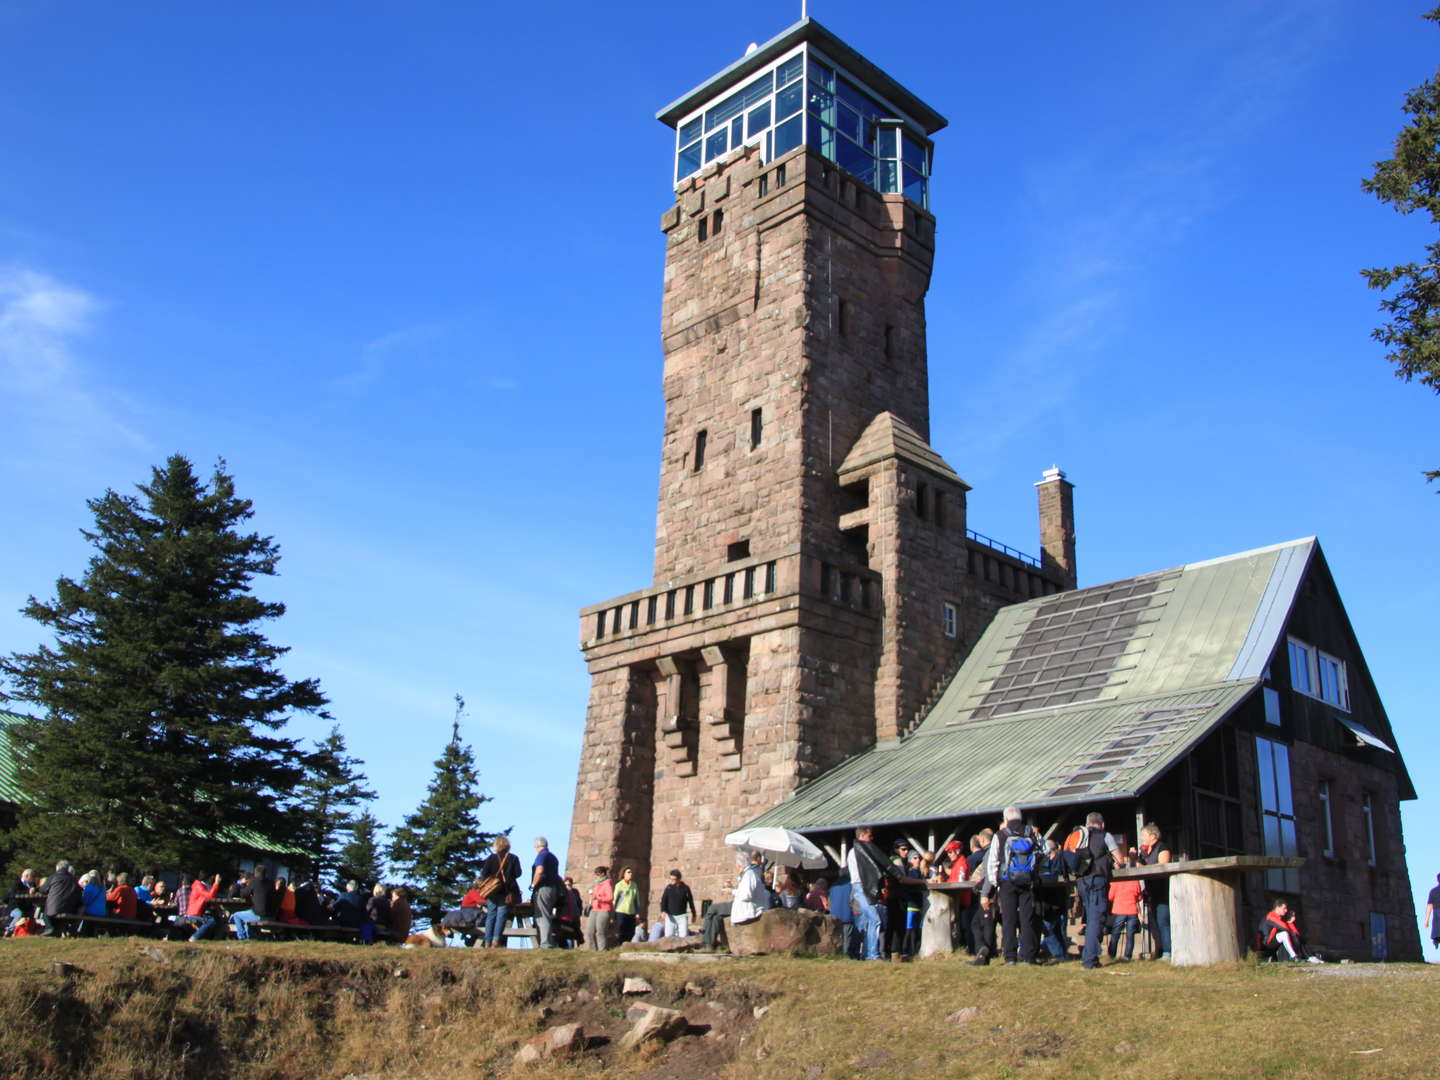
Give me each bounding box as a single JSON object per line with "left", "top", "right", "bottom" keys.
{"left": 0, "top": 939, "right": 1435, "bottom": 1078}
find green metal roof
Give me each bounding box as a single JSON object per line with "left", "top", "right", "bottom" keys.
{"left": 0, "top": 711, "right": 28, "bottom": 807}
{"left": 747, "top": 538, "right": 1321, "bottom": 832}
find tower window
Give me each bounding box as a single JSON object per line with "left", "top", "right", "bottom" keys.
{"left": 727, "top": 540, "right": 750, "bottom": 562}
{"left": 916, "top": 481, "right": 928, "bottom": 520}
{"left": 712, "top": 208, "right": 724, "bottom": 235}
{"left": 837, "top": 298, "right": 849, "bottom": 336}
{"left": 775, "top": 163, "right": 786, "bottom": 187}
{"left": 758, "top": 173, "right": 769, "bottom": 197}
{"left": 943, "top": 602, "right": 958, "bottom": 639}
{"left": 884, "top": 324, "right": 894, "bottom": 359}
{"left": 697, "top": 217, "right": 709, "bottom": 242}
{"left": 693, "top": 429, "right": 707, "bottom": 472}
{"left": 750, "top": 407, "right": 763, "bottom": 449}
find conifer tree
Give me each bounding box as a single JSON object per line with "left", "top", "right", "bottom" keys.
{"left": 294, "top": 725, "right": 375, "bottom": 885}
{"left": 1363, "top": 5, "right": 1440, "bottom": 485}
{"left": 386, "top": 695, "right": 498, "bottom": 920}
{"left": 335, "top": 810, "right": 386, "bottom": 890}
{"left": 0, "top": 455, "right": 327, "bottom": 871}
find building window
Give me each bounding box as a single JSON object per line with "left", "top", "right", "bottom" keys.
{"left": 693, "top": 429, "right": 707, "bottom": 472}
{"left": 1290, "top": 636, "right": 1349, "bottom": 708}
{"left": 1287, "top": 637, "right": 1314, "bottom": 695}
{"left": 943, "top": 602, "right": 957, "bottom": 639}
{"left": 697, "top": 216, "right": 708, "bottom": 242}
{"left": 1263, "top": 686, "right": 1281, "bottom": 726}
{"left": 1362, "top": 792, "right": 1376, "bottom": 867}
{"left": 712, "top": 208, "right": 724, "bottom": 235}
{"left": 726, "top": 540, "right": 750, "bottom": 562}
{"left": 883, "top": 324, "right": 894, "bottom": 359}
{"left": 750, "top": 407, "right": 763, "bottom": 450}
{"left": 1256, "top": 736, "right": 1300, "bottom": 892}
{"left": 837, "top": 298, "right": 849, "bottom": 336}
{"left": 1317, "top": 651, "right": 1348, "bottom": 709}
{"left": 1318, "top": 780, "right": 1335, "bottom": 857}
{"left": 916, "top": 481, "right": 928, "bottom": 520}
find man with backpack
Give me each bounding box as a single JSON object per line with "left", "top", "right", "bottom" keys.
{"left": 980, "top": 807, "right": 1044, "bottom": 966}
{"left": 1069, "top": 810, "right": 1121, "bottom": 969}
{"left": 846, "top": 826, "right": 906, "bottom": 961}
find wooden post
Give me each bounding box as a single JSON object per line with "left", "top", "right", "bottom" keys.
{"left": 1170, "top": 871, "right": 1241, "bottom": 966}
{"left": 920, "top": 888, "right": 955, "bottom": 958}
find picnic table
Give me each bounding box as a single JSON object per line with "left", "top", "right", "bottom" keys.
{"left": 1112, "top": 854, "right": 1303, "bottom": 966}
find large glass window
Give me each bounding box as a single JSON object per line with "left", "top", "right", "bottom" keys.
{"left": 1256, "top": 736, "right": 1300, "bottom": 892}
{"left": 673, "top": 47, "right": 931, "bottom": 208}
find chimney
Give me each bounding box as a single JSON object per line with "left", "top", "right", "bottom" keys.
{"left": 1035, "top": 465, "right": 1076, "bottom": 588}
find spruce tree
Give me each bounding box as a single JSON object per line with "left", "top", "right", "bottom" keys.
{"left": 335, "top": 810, "right": 386, "bottom": 890}
{"left": 294, "top": 725, "right": 375, "bottom": 885}
{"left": 386, "top": 695, "right": 498, "bottom": 920}
{"left": 0, "top": 455, "right": 327, "bottom": 871}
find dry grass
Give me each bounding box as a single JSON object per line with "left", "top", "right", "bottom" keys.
{"left": 0, "top": 940, "right": 1435, "bottom": 1079}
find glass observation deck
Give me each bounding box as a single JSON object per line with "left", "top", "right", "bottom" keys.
{"left": 657, "top": 19, "right": 947, "bottom": 209}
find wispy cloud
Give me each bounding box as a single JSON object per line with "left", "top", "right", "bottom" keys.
{"left": 335, "top": 321, "right": 449, "bottom": 392}
{"left": 950, "top": 0, "right": 1336, "bottom": 457}
{"left": 0, "top": 265, "right": 146, "bottom": 453}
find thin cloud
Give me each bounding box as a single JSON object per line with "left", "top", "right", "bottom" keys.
{"left": 0, "top": 266, "right": 146, "bottom": 453}
{"left": 952, "top": 0, "right": 1335, "bottom": 455}
{"left": 335, "top": 321, "right": 449, "bottom": 392}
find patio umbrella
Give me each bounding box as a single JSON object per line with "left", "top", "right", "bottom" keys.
{"left": 722, "top": 826, "right": 827, "bottom": 869}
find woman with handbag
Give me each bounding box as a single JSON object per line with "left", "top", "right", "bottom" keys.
{"left": 479, "top": 836, "right": 522, "bottom": 948}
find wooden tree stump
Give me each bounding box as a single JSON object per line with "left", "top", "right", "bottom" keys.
{"left": 1170, "top": 871, "right": 1241, "bottom": 967}
{"left": 920, "top": 888, "right": 955, "bottom": 958}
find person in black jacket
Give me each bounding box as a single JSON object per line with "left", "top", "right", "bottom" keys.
{"left": 40, "top": 860, "right": 82, "bottom": 935}
{"left": 1074, "top": 811, "right": 1120, "bottom": 970}
{"left": 659, "top": 869, "right": 697, "bottom": 937}
{"left": 845, "top": 826, "right": 905, "bottom": 961}
{"left": 230, "top": 865, "right": 276, "bottom": 941}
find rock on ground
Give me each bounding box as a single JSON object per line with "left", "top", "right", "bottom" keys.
{"left": 726, "top": 908, "right": 843, "bottom": 957}
{"left": 618, "top": 1005, "right": 689, "bottom": 1050}
{"left": 513, "top": 1023, "right": 586, "bottom": 1067}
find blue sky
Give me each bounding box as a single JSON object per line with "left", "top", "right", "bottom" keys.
{"left": 2, "top": 2, "right": 1435, "bottom": 945}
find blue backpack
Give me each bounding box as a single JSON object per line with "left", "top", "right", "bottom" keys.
{"left": 1001, "top": 830, "right": 1039, "bottom": 887}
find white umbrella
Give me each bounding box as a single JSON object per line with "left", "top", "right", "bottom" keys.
{"left": 723, "top": 826, "right": 827, "bottom": 869}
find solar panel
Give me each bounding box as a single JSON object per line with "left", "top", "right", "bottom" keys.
{"left": 1044, "top": 702, "right": 1215, "bottom": 798}
{"left": 966, "top": 571, "right": 1180, "bottom": 721}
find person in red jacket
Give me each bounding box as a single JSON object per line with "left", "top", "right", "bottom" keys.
{"left": 1106, "top": 850, "right": 1144, "bottom": 961}
{"left": 585, "top": 866, "right": 615, "bottom": 950}
{"left": 1261, "top": 898, "right": 1321, "bottom": 963}
{"left": 107, "top": 873, "right": 138, "bottom": 920}
{"left": 175, "top": 873, "right": 222, "bottom": 941}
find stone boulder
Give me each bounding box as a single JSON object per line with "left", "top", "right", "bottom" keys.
{"left": 618, "top": 1004, "right": 689, "bottom": 1050}
{"left": 513, "top": 1023, "right": 585, "bottom": 1067}
{"left": 725, "top": 907, "right": 843, "bottom": 956}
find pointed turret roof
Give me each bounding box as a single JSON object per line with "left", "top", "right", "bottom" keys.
{"left": 837, "top": 411, "right": 969, "bottom": 488}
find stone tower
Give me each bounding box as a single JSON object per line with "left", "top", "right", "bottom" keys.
{"left": 567, "top": 18, "right": 1076, "bottom": 906}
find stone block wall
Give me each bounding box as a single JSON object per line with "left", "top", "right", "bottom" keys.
{"left": 1286, "top": 741, "right": 1420, "bottom": 960}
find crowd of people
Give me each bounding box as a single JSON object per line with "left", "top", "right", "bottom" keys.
{"left": 6, "top": 812, "right": 1332, "bottom": 962}
{"left": 702, "top": 808, "right": 1320, "bottom": 965}
{"left": 4, "top": 860, "right": 414, "bottom": 945}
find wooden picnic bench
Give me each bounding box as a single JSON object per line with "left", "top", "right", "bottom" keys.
{"left": 1113, "top": 854, "right": 1304, "bottom": 966}
{"left": 231, "top": 919, "right": 363, "bottom": 943}
{"left": 48, "top": 913, "right": 165, "bottom": 938}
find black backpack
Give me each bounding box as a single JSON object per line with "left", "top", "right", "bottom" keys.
{"left": 1000, "top": 830, "right": 1040, "bottom": 887}
{"left": 1061, "top": 826, "right": 1096, "bottom": 879}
